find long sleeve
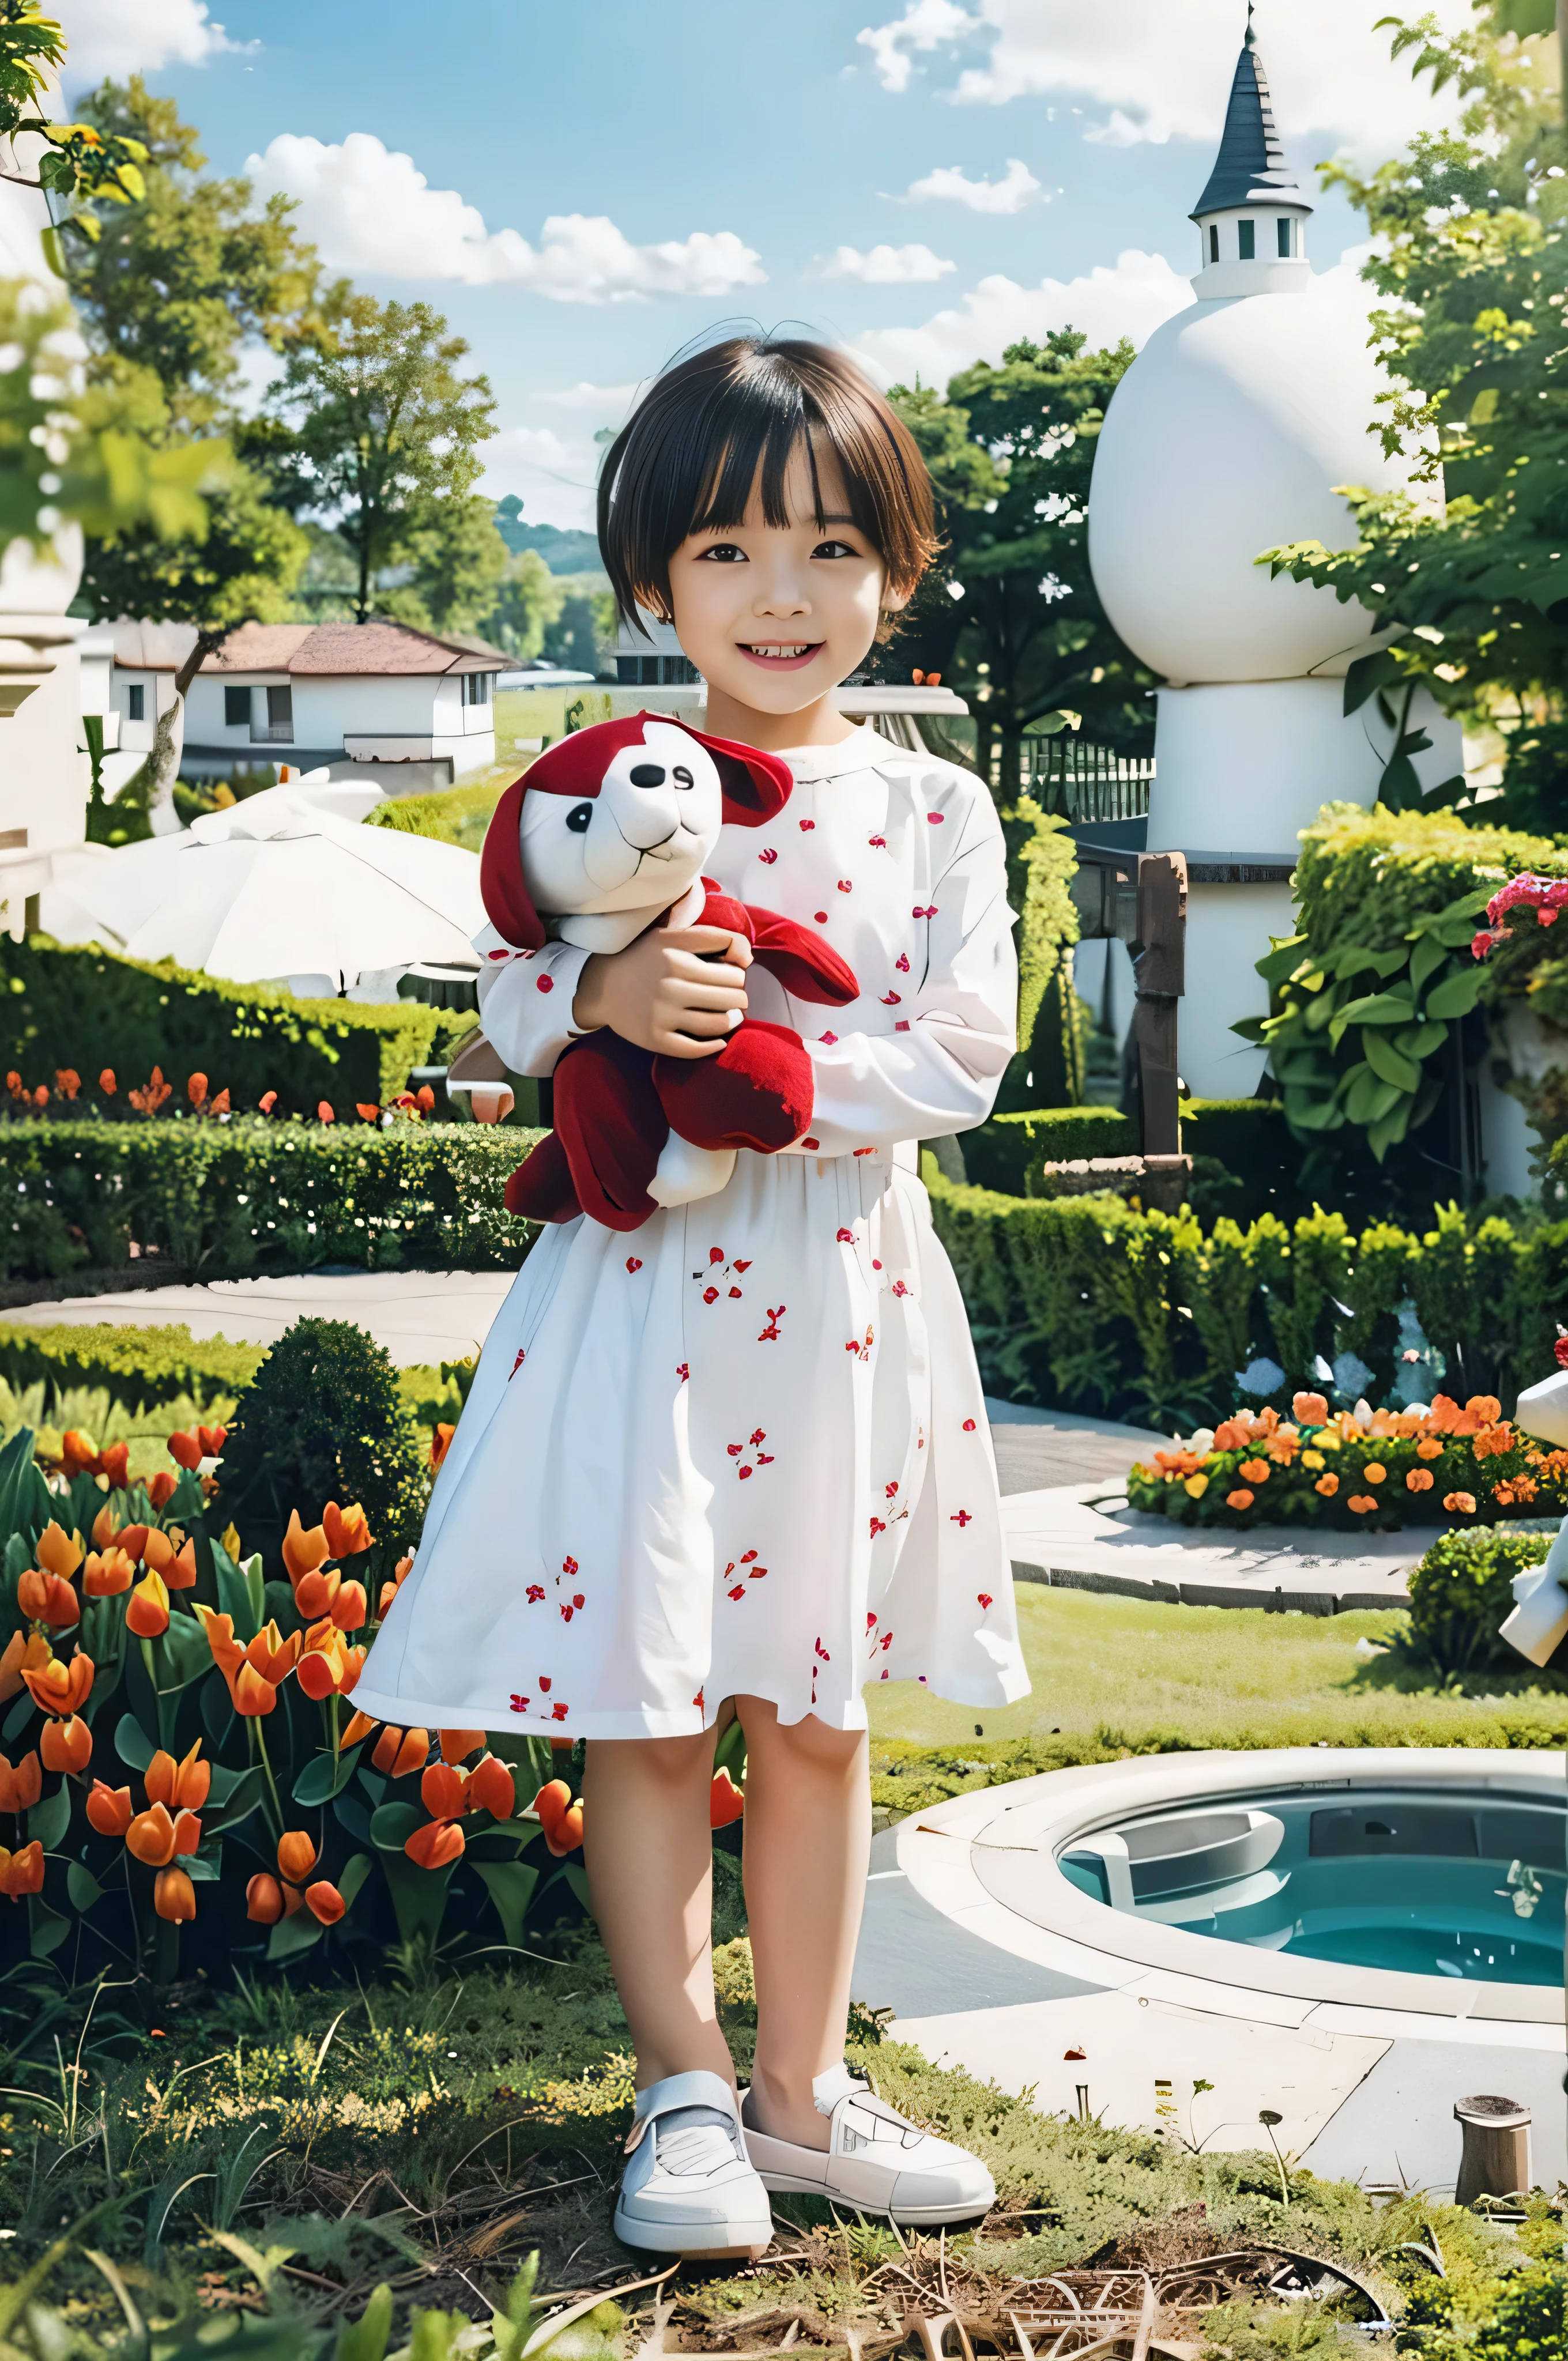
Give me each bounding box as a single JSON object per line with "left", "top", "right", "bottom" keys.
{"left": 474, "top": 933, "right": 594, "bottom": 1078}
{"left": 777, "top": 778, "right": 1017, "bottom": 1159}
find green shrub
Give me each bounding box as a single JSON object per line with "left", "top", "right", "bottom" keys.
{"left": 0, "top": 1116, "right": 544, "bottom": 1281}
{"left": 0, "top": 1318, "right": 263, "bottom": 1408}
{"left": 217, "top": 1317, "right": 431, "bottom": 1557}
{"left": 963, "top": 1105, "right": 1137, "bottom": 1194}
{"left": 1, "top": 931, "right": 477, "bottom": 1118}
{"left": 1408, "top": 1526, "right": 1561, "bottom": 1679}
{"left": 996, "top": 797, "right": 1083, "bottom": 1110}
{"left": 1179, "top": 1097, "right": 1298, "bottom": 1221}
{"left": 363, "top": 779, "right": 507, "bottom": 850}
{"left": 925, "top": 1172, "right": 1568, "bottom": 1424}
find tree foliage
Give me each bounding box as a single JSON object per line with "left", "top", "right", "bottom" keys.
{"left": 0, "top": 1, "right": 147, "bottom": 251}
{"left": 1259, "top": 6, "right": 1568, "bottom": 830}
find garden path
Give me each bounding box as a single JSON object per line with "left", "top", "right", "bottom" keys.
{"left": 9, "top": 1266, "right": 515, "bottom": 1367}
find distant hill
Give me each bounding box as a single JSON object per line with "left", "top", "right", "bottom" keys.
{"left": 496, "top": 516, "right": 605, "bottom": 574}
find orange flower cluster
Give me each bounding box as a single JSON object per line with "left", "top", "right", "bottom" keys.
{"left": 0, "top": 1842, "right": 44, "bottom": 1899}
{"left": 127, "top": 1065, "right": 173, "bottom": 1115}
{"left": 83, "top": 1739, "right": 211, "bottom": 1919}
{"left": 533, "top": 1778, "right": 583, "bottom": 1857}
{"left": 244, "top": 1830, "right": 345, "bottom": 1927}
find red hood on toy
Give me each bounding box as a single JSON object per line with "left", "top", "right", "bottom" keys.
{"left": 479, "top": 712, "right": 793, "bottom": 952}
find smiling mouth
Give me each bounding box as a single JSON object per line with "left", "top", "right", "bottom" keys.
{"left": 739, "top": 642, "right": 824, "bottom": 669}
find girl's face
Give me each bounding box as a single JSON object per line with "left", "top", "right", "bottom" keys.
{"left": 665, "top": 440, "right": 908, "bottom": 723}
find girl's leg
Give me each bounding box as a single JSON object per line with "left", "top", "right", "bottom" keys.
{"left": 735, "top": 1698, "right": 870, "bottom": 2149}
{"left": 581, "top": 1730, "right": 737, "bottom": 2090}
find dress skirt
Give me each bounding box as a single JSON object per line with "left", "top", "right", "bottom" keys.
{"left": 353, "top": 1144, "right": 1028, "bottom": 1738}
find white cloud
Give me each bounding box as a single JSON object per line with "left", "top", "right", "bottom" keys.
{"left": 850, "top": 247, "right": 1194, "bottom": 387}
{"left": 481, "top": 425, "right": 598, "bottom": 533}
{"left": 247, "top": 133, "right": 766, "bottom": 303}
{"left": 537, "top": 381, "right": 640, "bottom": 411}
{"left": 857, "top": 0, "right": 978, "bottom": 94}
{"left": 58, "top": 0, "right": 253, "bottom": 85}
{"left": 903, "top": 157, "right": 1041, "bottom": 212}
{"left": 855, "top": 0, "right": 1473, "bottom": 165}
{"left": 822, "top": 242, "right": 956, "bottom": 283}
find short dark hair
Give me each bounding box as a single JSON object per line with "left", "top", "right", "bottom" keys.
{"left": 598, "top": 335, "right": 940, "bottom": 637}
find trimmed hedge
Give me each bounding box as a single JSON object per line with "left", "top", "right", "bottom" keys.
{"left": 963, "top": 1098, "right": 1295, "bottom": 1216}
{"left": 0, "top": 1117, "right": 545, "bottom": 1282}
{"left": 963, "top": 1105, "right": 1136, "bottom": 1194}
{"left": 925, "top": 1171, "right": 1568, "bottom": 1426}
{"left": 1408, "top": 1526, "right": 1562, "bottom": 1680}
{"left": 0, "top": 1317, "right": 265, "bottom": 1408}
{"left": 1, "top": 933, "right": 478, "bottom": 1118}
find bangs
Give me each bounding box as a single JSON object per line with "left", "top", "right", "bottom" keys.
{"left": 598, "top": 336, "right": 938, "bottom": 635}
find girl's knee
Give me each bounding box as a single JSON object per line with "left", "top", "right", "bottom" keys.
{"left": 589, "top": 1731, "right": 713, "bottom": 1789}
{"left": 740, "top": 1700, "right": 864, "bottom": 1774}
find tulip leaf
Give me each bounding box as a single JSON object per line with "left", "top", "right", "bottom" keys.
{"left": 1362, "top": 1029, "right": 1422, "bottom": 1092}
{"left": 164, "top": 1470, "right": 205, "bottom": 1523}
{"left": 370, "top": 1801, "right": 423, "bottom": 1853}
{"left": 66, "top": 1861, "right": 104, "bottom": 1911}
{"left": 28, "top": 1895, "right": 69, "bottom": 1960}
{"left": 379, "top": 1848, "right": 453, "bottom": 1947}
{"left": 213, "top": 1539, "right": 262, "bottom": 1643}
{"left": 294, "top": 1745, "right": 363, "bottom": 1808}
{"left": 157, "top": 1610, "right": 213, "bottom": 1693}
{"left": 204, "top": 1765, "right": 267, "bottom": 1835}
{"left": 187, "top": 1837, "right": 223, "bottom": 1883}
{"left": 473, "top": 1860, "right": 541, "bottom": 1949}
{"left": 266, "top": 1911, "right": 324, "bottom": 1964}
{"left": 1425, "top": 964, "right": 1487, "bottom": 1019}
{"left": 357, "top": 1770, "right": 388, "bottom": 1807}
{"left": 28, "top": 1779, "right": 71, "bottom": 1851}
{"left": 561, "top": 1863, "right": 593, "bottom": 1916}
{"left": 115, "top": 1713, "right": 156, "bottom": 1772}
{"left": 3, "top": 1693, "right": 33, "bottom": 1745}
{"left": 334, "top": 1793, "right": 374, "bottom": 1847}
{"left": 337, "top": 1851, "right": 374, "bottom": 1913}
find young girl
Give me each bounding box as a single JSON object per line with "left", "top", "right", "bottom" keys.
{"left": 353, "top": 336, "right": 1028, "bottom": 2258}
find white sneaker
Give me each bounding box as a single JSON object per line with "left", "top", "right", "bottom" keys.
{"left": 742, "top": 2064, "right": 995, "bottom": 2227}
{"left": 613, "top": 2070, "right": 775, "bottom": 2259}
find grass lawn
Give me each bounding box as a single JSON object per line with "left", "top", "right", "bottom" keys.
{"left": 866, "top": 1585, "right": 1568, "bottom": 1752}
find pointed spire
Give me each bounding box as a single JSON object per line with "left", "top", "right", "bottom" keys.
{"left": 1189, "top": 25, "right": 1311, "bottom": 221}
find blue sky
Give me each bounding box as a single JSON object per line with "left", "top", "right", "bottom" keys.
{"left": 62, "top": 0, "right": 1467, "bottom": 528}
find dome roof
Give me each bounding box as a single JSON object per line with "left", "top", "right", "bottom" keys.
{"left": 1087, "top": 284, "right": 1420, "bottom": 684}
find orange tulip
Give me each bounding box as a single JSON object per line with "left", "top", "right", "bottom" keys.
{"left": 239, "top": 1663, "right": 281, "bottom": 1714}
{"left": 1314, "top": 1473, "right": 1339, "bottom": 1498}
{"left": 84, "top": 1547, "right": 134, "bottom": 1597}
{"left": 276, "top": 1830, "right": 316, "bottom": 1883}
{"left": 99, "top": 1067, "right": 116, "bottom": 1095}
{"left": 23, "top": 1649, "right": 93, "bottom": 1718}
{"left": 86, "top": 1781, "right": 133, "bottom": 1837}
{"left": 1347, "top": 1495, "right": 1378, "bottom": 1515}
{"left": 18, "top": 1567, "right": 81, "bottom": 1627}
{"left": 154, "top": 1867, "right": 196, "bottom": 1922}
{"left": 141, "top": 1529, "right": 175, "bottom": 1576}
{"left": 710, "top": 1768, "right": 745, "bottom": 1828}
{"left": 372, "top": 1725, "right": 429, "bottom": 1778}
{"left": 330, "top": 1581, "right": 367, "bottom": 1633}
{"left": 126, "top": 1569, "right": 170, "bottom": 1638}
{"left": 258, "top": 1089, "right": 277, "bottom": 1114}
{"left": 468, "top": 1753, "right": 515, "bottom": 1820}
{"left": 405, "top": 1819, "right": 464, "bottom": 1871}
{"left": 91, "top": 1503, "right": 120, "bottom": 1551}
{"left": 1362, "top": 1463, "right": 1387, "bottom": 1486}
{"left": 40, "top": 1716, "right": 91, "bottom": 1776}
{"left": 1407, "top": 1467, "right": 1435, "bottom": 1492}
{"left": 246, "top": 1873, "right": 284, "bottom": 1924}
{"left": 0, "top": 1751, "right": 42, "bottom": 1814}
{"left": 1238, "top": 1458, "right": 1271, "bottom": 1485}
{"left": 282, "top": 1510, "right": 330, "bottom": 1585}
{"left": 0, "top": 1842, "right": 44, "bottom": 1899}
{"left": 533, "top": 1778, "right": 583, "bottom": 1857}
{"left": 421, "top": 1762, "right": 470, "bottom": 1820}
{"left": 323, "top": 1500, "right": 372, "bottom": 1559}
{"left": 0, "top": 1630, "right": 48, "bottom": 1704}
{"left": 1444, "top": 1491, "right": 1478, "bottom": 1515}
{"left": 305, "top": 1879, "right": 345, "bottom": 1925}
{"left": 148, "top": 1472, "right": 176, "bottom": 1510}
{"left": 126, "top": 1802, "right": 179, "bottom": 1867}
{"left": 188, "top": 1071, "right": 208, "bottom": 1109}
{"left": 1226, "top": 1488, "right": 1255, "bottom": 1511}
{"left": 338, "top": 1645, "right": 364, "bottom": 1696}
{"left": 248, "top": 1622, "right": 302, "bottom": 1686}
{"left": 341, "top": 1708, "right": 378, "bottom": 1750}
{"left": 429, "top": 1424, "right": 456, "bottom": 1473}
{"left": 62, "top": 1430, "right": 99, "bottom": 1477}
{"left": 167, "top": 1430, "right": 203, "bottom": 1472}
{"left": 99, "top": 1441, "right": 130, "bottom": 1491}
{"left": 144, "top": 1740, "right": 210, "bottom": 1812}
{"left": 293, "top": 1566, "right": 340, "bottom": 1620}
{"left": 439, "top": 1728, "right": 484, "bottom": 1763}
{"left": 36, "top": 1523, "right": 83, "bottom": 1581}
{"left": 115, "top": 1523, "right": 150, "bottom": 1564}
{"left": 297, "top": 1621, "right": 352, "bottom": 1700}
{"left": 167, "top": 1539, "right": 198, "bottom": 1591}
{"left": 198, "top": 1423, "right": 228, "bottom": 1458}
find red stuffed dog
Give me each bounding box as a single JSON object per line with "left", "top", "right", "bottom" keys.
{"left": 477, "top": 712, "right": 857, "bottom": 1232}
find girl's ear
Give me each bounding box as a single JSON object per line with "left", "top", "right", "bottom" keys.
{"left": 677, "top": 722, "right": 793, "bottom": 827}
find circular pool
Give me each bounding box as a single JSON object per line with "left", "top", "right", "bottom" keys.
{"left": 897, "top": 1748, "right": 1566, "bottom": 2024}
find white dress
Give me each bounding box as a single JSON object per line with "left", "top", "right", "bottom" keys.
{"left": 353, "top": 726, "right": 1030, "bottom": 1738}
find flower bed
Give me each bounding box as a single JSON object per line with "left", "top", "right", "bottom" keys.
{"left": 1126, "top": 1389, "right": 1568, "bottom": 1532}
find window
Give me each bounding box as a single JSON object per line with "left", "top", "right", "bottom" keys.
{"left": 1237, "top": 220, "right": 1255, "bottom": 260}
{"left": 1208, "top": 223, "right": 1219, "bottom": 263}
{"left": 253, "top": 684, "right": 293, "bottom": 741}
{"left": 126, "top": 684, "right": 145, "bottom": 721}
{"left": 463, "top": 670, "right": 492, "bottom": 706}
{"left": 1277, "top": 216, "right": 1293, "bottom": 258}
{"left": 224, "top": 684, "right": 251, "bottom": 727}
{"left": 659, "top": 655, "right": 698, "bottom": 685}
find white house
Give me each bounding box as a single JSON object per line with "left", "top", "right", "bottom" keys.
{"left": 104, "top": 616, "right": 510, "bottom": 795}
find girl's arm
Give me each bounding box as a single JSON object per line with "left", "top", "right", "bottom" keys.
{"left": 474, "top": 928, "right": 751, "bottom": 1078}
{"left": 781, "top": 789, "right": 1018, "bottom": 1158}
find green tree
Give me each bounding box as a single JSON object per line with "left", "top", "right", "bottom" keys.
{"left": 1260, "top": 5, "right": 1568, "bottom": 829}
{"left": 270, "top": 286, "right": 497, "bottom": 625}
{"left": 388, "top": 493, "right": 511, "bottom": 636}
{"left": 888, "top": 333, "right": 1156, "bottom": 790}
{"left": 478, "top": 545, "right": 568, "bottom": 660}
{"left": 0, "top": 2, "right": 147, "bottom": 249}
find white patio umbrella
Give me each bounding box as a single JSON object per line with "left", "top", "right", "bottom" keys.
{"left": 47, "top": 786, "right": 486, "bottom": 988}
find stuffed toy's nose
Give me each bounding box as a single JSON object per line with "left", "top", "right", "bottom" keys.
{"left": 628, "top": 764, "right": 666, "bottom": 787}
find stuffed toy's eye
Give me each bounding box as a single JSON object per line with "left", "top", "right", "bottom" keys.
{"left": 566, "top": 802, "right": 593, "bottom": 833}
{"left": 673, "top": 765, "right": 693, "bottom": 788}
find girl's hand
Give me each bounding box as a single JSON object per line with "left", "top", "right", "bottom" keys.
{"left": 572, "top": 925, "right": 751, "bottom": 1058}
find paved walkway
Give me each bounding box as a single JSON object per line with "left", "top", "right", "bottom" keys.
{"left": 7, "top": 1269, "right": 516, "bottom": 1368}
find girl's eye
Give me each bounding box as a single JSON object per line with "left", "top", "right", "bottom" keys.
{"left": 697, "top": 542, "right": 747, "bottom": 563}
{"left": 813, "top": 540, "right": 857, "bottom": 560}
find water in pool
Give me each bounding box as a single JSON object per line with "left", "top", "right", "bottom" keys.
{"left": 1060, "top": 1787, "right": 1565, "bottom": 1985}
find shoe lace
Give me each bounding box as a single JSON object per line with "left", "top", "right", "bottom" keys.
{"left": 653, "top": 2104, "right": 740, "bottom": 2177}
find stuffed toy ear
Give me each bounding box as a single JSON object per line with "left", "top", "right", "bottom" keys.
{"left": 480, "top": 772, "right": 546, "bottom": 950}
{"left": 676, "top": 722, "right": 793, "bottom": 828}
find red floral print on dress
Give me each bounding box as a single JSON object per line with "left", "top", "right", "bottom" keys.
{"left": 726, "top": 1430, "right": 775, "bottom": 1479}
{"left": 538, "top": 1676, "right": 551, "bottom": 1691}
{"left": 881, "top": 991, "right": 901, "bottom": 1005}
{"left": 869, "top": 1515, "right": 887, "bottom": 1538}
{"left": 563, "top": 1557, "right": 578, "bottom": 1576}
{"left": 913, "top": 904, "right": 937, "bottom": 919}
{"left": 757, "top": 1306, "right": 785, "bottom": 1341}
{"left": 867, "top": 1611, "right": 878, "bottom": 1632}
{"left": 510, "top": 1349, "right": 526, "bottom": 1380}
{"left": 892, "top": 1280, "right": 909, "bottom": 1297}
{"left": 869, "top": 834, "right": 887, "bottom": 848}
{"left": 526, "top": 1585, "right": 545, "bottom": 1604}
{"left": 845, "top": 1326, "right": 875, "bottom": 1361}
{"left": 551, "top": 1701, "right": 569, "bottom": 1721}
{"left": 896, "top": 1020, "right": 910, "bottom": 1031}
{"left": 510, "top": 1693, "right": 530, "bottom": 1713}
{"left": 963, "top": 1418, "right": 977, "bottom": 1432}
{"left": 927, "top": 812, "right": 944, "bottom": 824}
{"left": 799, "top": 818, "right": 815, "bottom": 831}
{"left": 560, "top": 1594, "right": 585, "bottom": 1621}
{"left": 885, "top": 1480, "right": 900, "bottom": 1499}
{"left": 836, "top": 1227, "right": 854, "bottom": 1242}
{"left": 977, "top": 1593, "right": 993, "bottom": 1609}
{"left": 692, "top": 1246, "right": 752, "bottom": 1303}
{"left": 625, "top": 1257, "right": 642, "bottom": 1273}
{"left": 693, "top": 1688, "right": 704, "bottom": 1714}
{"left": 723, "top": 1549, "right": 767, "bottom": 1601}
{"left": 758, "top": 847, "right": 778, "bottom": 865}
{"left": 676, "top": 1361, "right": 689, "bottom": 1382}
{"left": 536, "top": 975, "right": 554, "bottom": 993}
{"left": 838, "top": 880, "right": 852, "bottom": 893}
{"left": 895, "top": 953, "right": 910, "bottom": 972}
{"left": 810, "top": 1634, "right": 831, "bottom": 1706}
{"left": 820, "top": 1031, "right": 838, "bottom": 1044}
{"left": 951, "top": 1510, "right": 973, "bottom": 1528}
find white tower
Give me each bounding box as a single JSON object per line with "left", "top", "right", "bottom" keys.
{"left": 1088, "top": 21, "right": 1463, "bottom": 1097}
